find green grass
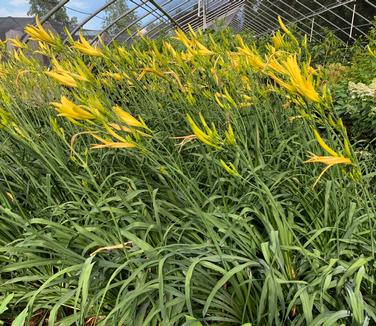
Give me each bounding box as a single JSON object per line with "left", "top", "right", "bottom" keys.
{"left": 0, "top": 26, "right": 376, "bottom": 325}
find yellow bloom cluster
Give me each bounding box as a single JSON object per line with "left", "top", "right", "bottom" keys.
{"left": 24, "top": 16, "right": 58, "bottom": 45}
{"left": 3, "top": 16, "right": 357, "bottom": 184}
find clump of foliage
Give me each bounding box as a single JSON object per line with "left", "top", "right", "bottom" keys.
{"left": 323, "top": 20, "right": 376, "bottom": 144}
{"left": 0, "top": 17, "right": 375, "bottom": 326}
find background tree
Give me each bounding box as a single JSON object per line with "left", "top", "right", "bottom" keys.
{"left": 102, "top": 0, "right": 140, "bottom": 39}
{"left": 28, "top": 0, "right": 77, "bottom": 33}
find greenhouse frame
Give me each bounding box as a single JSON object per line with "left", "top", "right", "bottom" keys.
{"left": 29, "top": 0, "right": 376, "bottom": 44}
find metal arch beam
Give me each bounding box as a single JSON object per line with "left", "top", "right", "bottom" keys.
{"left": 126, "top": 0, "right": 193, "bottom": 42}
{"left": 205, "top": 3, "right": 243, "bottom": 29}
{"left": 165, "top": 0, "right": 244, "bottom": 36}
{"left": 151, "top": 0, "right": 244, "bottom": 39}
{"left": 365, "top": 0, "right": 376, "bottom": 9}
{"left": 109, "top": 0, "right": 174, "bottom": 45}
{"left": 192, "top": 0, "right": 245, "bottom": 30}
{"left": 148, "top": 3, "right": 208, "bottom": 38}
{"left": 289, "top": 0, "right": 358, "bottom": 35}
{"left": 245, "top": 0, "right": 325, "bottom": 40}
{"left": 240, "top": 18, "right": 266, "bottom": 34}
{"left": 153, "top": 0, "right": 232, "bottom": 35}
{"left": 122, "top": 0, "right": 173, "bottom": 42}
{"left": 143, "top": 0, "right": 201, "bottom": 39}
{"left": 181, "top": 0, "right": 244, "bottom": 32}
{"left": 312, "top": 0, "right": 366, "bottom": 37}
{"left": 328, "top": 22, "right": 373, "bottom": 35}
{"left": 241, "top": 4, "right": 275, "bottom": 33}
{"left": 255, "top": 0, "right": 354, "bottom": 39}
{"left": 257, "top": 0, "right": 325, "bottom": 40}
{"left": 90, "top": 0, "right": 149, "bottom": 44}
{"left": 227, "top": 6, "right": 248, "bottom": 33}
{"left": 243, "top": 1, "right": 322, "bottom": 41}
{"left": 190, "top": 0, "right": 245, "bottom": 30}
{"left": 147, "top": 0, "right": 184, "bottom": 30}
{"left": 40, "top": 0, "right": 70, "bottom": 24}
{"left": 250, "top": 0, "right": 341, "bottom": 41}
{"left": 341, "top": 2, "right": 374, "bottom": 24}
{"left": 64, "top": 0, "right": 117, "bottom": 43}
{"left": 131, "top": 0, "right": 167, "bottom": 22}
{"left": 242, "top": 4, "right": 279, "bottom": 34}
{"left": 146, "top": 0, "right": 202, "bottom": 39}
{"left": 288, "top": 0, "right": 356, "bottom": 39}
{"left": 128, "top": 0, "right": 171, "bottom": 32}
{"left": 226, "top": 5, "right": 245, "bottom": 32}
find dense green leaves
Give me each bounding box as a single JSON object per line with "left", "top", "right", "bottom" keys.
{"left": 0, "top": 21, "right": 376, "bottom": 325}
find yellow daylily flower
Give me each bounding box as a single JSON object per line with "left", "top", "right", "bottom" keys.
{"left": 9, "top": 37, "right": 27, "bottom": 49}
{"left": 101, "top": 72, "right": 124, "bottom": 81}
{"left": 113, "top": 106, "right": 147, "bottom": 129}
{"left": 283, "top": 55, "right": 320, "bottom": 102}
{"left": 45, "top": 70, "right": 78, "bottom": 87}
{"left": 239, "top": 94, "right": 253, "bottom": 108}
{"left": 267, "top": 59, "right": 287, "bottom": 75}
{"left": 237, "top": 46, "right": 265, "bottom": 71}
{"left": 225, "top": 124, "right": 236, "bottom": 145}
{"left": 187, "top": 24, "right": 198, "bottom": 38}
{"left": 46, "top": 59, "right": 89, "bottom": 87}
{"left": 278, "top": 16, "right": 290, "bottom": 35}
{"left": 304, "top": 154, "right": 352, "bottom": 187}
{"left": 91, "top": 141, "right": 136, "bottom": 149}
{"left": 90, "top": 132, "right": 136, "bottom": 149}
{"left": 210, "top": 67, "right": 220, "bottom": 85}
{"left": 51, "top": 96, "right": 95, "bottom": 121}
{"left": 12, "top": 49, "right": 33, "bottom": 65}
{"left": 271, "top": 31, "right": 285, "bottom": 50}
{"left": 186, "top": 113, "right": 221, "bottom": 149}
{"left": 73, "top": 34, "right": 103, "bottom": 57}
{"left": 24, "top": 16, "right": 57, "bottom": 45}
{"left": 109, "top": 123, "right": 132, "bottom": 133}
{"left": 192, "top": 40, "right": 215, "bottom": 56}
{"left": 215, "top": 92, "right": 226, "bottom": 109}
{"left": 277, "top": 16, "right": 299, "bottom": 44}
{"left": 137, "top": 67, "right": 165, "bottom": 81}
{"left": 180, "top": 51, "right": 194, "bottom": 62}
{"left": 163, "top": 41, "right": 177, "bottom": 58}
{"left": 174, "top": 29, "right": 192, "bottom": 49}
{"left": 267, "top": 72, "right": 294, "bottom": 92}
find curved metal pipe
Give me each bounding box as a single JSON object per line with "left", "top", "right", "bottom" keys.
{"left": 148, "top": 0, "right": 184, "bottom": 30}
{"left": 152, "top": 0, "right": 244, "bottom": 38}
{"left": 90, "top": 0, "right": 149, "bottom": 44}
{"left": 64, "top": 0, "right": 117, "bottom": 43}
{"left": 109, "top": 0, "right": 173, "bottom": 45}
{"left": 142, "top": 0, "right": 194, "bottom": 39}
{"left": 125, "top": 0, "right": 192, "bottom": 42}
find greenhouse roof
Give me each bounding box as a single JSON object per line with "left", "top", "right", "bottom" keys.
{"left": 25, "top": 0, "right": 376, "bottom": 44}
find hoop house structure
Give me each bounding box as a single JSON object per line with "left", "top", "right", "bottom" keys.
{"left": 32, "top": 0, "right": 376, "bottom": 44}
